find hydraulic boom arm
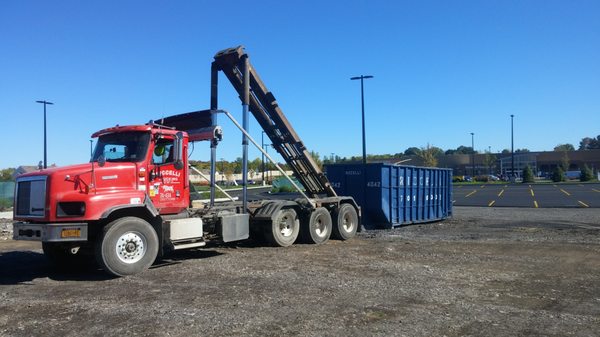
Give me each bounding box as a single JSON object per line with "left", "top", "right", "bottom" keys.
{"left": 212, "top": 46, "right": 337, "bottom": 198}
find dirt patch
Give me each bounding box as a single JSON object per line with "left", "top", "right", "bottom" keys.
{"left": 1, "top": 207, "right": 599, "bottom": 336}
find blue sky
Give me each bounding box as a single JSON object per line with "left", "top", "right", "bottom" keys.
{"left": 1, "top": 0, "right": 599, "bottom": 168}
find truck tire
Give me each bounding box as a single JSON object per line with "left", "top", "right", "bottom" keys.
{"left": 300, "top": 207, "right": 332, "bottom": 245}
{"left": 331, "top": 204, "right": 358, "bottom": 240}
{"left": 42, "top": 242, "right": 94, "bottom": 269}
{"left": 266, "top": 208, "right": 299, "bottom": 247}
{"left": 96, "top": 217, "right": 159, "bottom": 277}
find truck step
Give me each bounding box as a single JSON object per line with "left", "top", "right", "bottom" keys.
{"left": 172, "top": 241, "right": 206, "bottom": 250}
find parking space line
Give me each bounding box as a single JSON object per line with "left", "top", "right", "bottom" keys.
{"left": 530, "top": 189, "right": 535, "bottom": 197}
{"left": 480, "top": 185, "right": 485, "bottom": 188}
{"left": 578, "top": 201, "right": 589, "bottom": 208}
{"left": 560, "top": 189, "right": 571, "bottom": 196}
{"left": 465, "top": 190, "right": 477, "bottom": 197}
{"left": 497, "top": 189, "right": 505, "bottom": 197}
{"left": 593, "top": 189, "right": 600, "bottom": 193}
{"left": 488, "top": 200, "right": 496, "bottom": 207}
{"left": 534, "top": 200, "right": 539, "bottom": 208}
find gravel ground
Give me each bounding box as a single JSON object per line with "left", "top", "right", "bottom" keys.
{"left": 1, "top": 207, "right": 599, "bottom": 337}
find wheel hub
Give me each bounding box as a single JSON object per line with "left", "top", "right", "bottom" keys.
{"left": 279, "top": 216, "right": 293, "bottom": 237}
{"left": 116, "top": 232, "right": 146, "bottom": 264}
{"left": 343, "top": 213, "right": 355, "bottom": 232}
{"left": 314, "top": 216, "right": 327, "bottom": 237}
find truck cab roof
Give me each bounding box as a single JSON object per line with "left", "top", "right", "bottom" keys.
{"left": 91, "top": 124, "right": 184, "bottom": 138}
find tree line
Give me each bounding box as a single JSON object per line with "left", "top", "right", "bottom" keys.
{"left": 1, "top": 135, "right": 598, "bottom": 181}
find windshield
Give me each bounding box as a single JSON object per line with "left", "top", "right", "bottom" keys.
{"left": 92, "top": 132, "right": 150, "bottom": 163}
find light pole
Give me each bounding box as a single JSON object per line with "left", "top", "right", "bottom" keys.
{"left": 510, "top": 114, "right": 515, "bottom": 179}
{"left": 350, "top": 75, "right": 373, "bottom": 165}
{"left": 470, "top": 132, "right": 475, "bottom": 177}
{"left": 488, "top": 145, "right": 492, "bottom": 174}
{"left": 220, "top": 158, "right": 225, "bottom": 184}
{"left": 264, "top": 143, "right": 271, "bottom": 182}
{"left": 90, "top": 140, "right": 93, "bottom": 158}
{"left": 261, "top": 131, "right": 266, "bottom": 185}
{"left": 36, "top": 100, "right": 54, "bottom": 169}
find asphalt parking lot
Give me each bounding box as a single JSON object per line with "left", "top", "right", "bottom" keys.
{"left": 453, "top": 182, "right": 600, "bottom": 208}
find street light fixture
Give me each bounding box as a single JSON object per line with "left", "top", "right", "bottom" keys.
{"left": 470, "top": 132, "right": 475, "bottom": 177}
{"left": 350, "top": 75, "right": 373, "bottom": 165}
{"left": 36, "top": 100, "right": 54, "bottom": 169}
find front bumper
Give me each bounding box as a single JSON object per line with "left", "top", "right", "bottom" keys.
{"left": 13, "top": 222, "right": 88, "bottom": 242}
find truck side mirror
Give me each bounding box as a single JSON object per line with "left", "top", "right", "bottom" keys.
{"left": 173, "top": 132, "right": 184, "bottom": 170}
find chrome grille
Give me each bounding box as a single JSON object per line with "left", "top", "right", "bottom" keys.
{"left": 15, "top": 176, "right": 47, "bottom": 217}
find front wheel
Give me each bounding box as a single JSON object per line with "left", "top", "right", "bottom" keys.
{"left": 95, "top": 217, "right": 159, "bottom": 277}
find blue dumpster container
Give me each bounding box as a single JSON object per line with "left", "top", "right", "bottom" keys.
{"left": 325, "top": 163, "right": 452, "bottom": 229}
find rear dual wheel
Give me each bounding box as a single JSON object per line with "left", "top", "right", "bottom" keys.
{"left": 331, "top": 204, "right": 358, "bottom": 240}
{"left": 265, "top": 208, "right": 300, "bottom": 247}
{"left": 300, "top": 207, "right": 332, "bottom": 245}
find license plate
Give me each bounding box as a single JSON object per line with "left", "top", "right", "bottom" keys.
{"left": 61, "top": 228, "right": 81, "bottom": 238}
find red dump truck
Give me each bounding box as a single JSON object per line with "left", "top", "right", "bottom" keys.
{"left": 12, "top": 46, "right": 360, "bottom": 276}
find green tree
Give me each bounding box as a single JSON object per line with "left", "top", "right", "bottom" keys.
{"left": 515, "top": 148, "right": 530, "bottom": 153}
{"left": 233, "top": 157, "right": 243, "bottom": 174}
{"left": 445, "top": 145, "right": 475, "bottom": 155}
{"left": 417, "top": 145, "right": 439, "bottom": 167}
{"left": 428, "top": 146, "right": 444, "bottom": 157}
{"left": 551, "top": 166, "right": 566, "bottom": 182}
{"left": 249, "top": 157, "right": 262, "bottom": 172}
{"left": 579, "top": 135, "right": 600, "bottom": 150}
{"left": 483, "top": 152, "right": 496, "bottom": 174}
{"left": 554, "top": 144, "right": 575, "bottom": 152}
{"left": 580, "top": 164, "right": 594, "bottom": 182}
{"left": 0, "top": 168, "right": 15, "bottom": 181}
{"left": 501, "top": 149, "right": 511, "bottom": 154}
{"left": 522, "top": 165, "right": 534, "bottom": 183}
{"left": 559, "top": 152, "right": 570, "bottom": 172}
{"left": 310, "top": 151, "right": 322, "bottom": 169}
{"left": 404, "top": 147, "right": 421, "bottom": 156}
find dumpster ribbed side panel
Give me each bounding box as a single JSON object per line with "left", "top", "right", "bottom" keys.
{"left": 325, "top": 163, "right": 452, "bottom": 229}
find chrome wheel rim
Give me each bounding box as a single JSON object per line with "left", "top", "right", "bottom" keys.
{"left": 278, "top": 215, "right": 294, "bottom": 237}
{"left": 342, "top": 211, "right": 355, "bottom": 233}
{"left": 314, "top": 214, "right": 328, "bottom": 237}
{"left": 116, "top": 231, "right": 146, "bottom": 264}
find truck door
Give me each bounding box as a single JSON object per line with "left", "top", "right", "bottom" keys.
{"left": 148, "top": 136, "right": 187, "bottom": 214}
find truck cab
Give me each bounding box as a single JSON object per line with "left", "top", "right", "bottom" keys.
{"left": 91, "top": 125, "right": 190, "bottom": 215}
{"left": 12, "top": 123, "right": 220, "bottom": 275}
